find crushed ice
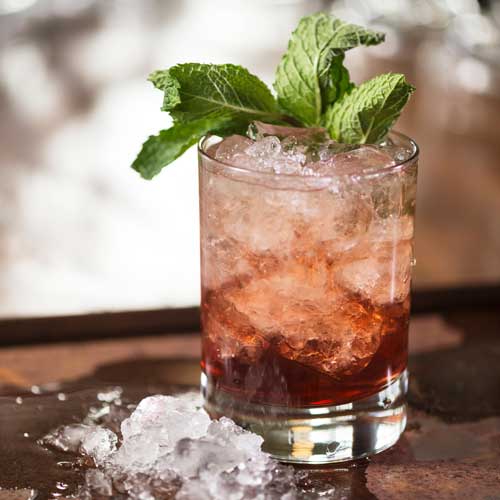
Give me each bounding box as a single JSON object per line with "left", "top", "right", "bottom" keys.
{"left": 40, "top": 391, "right": 326, "bottom": 499}
{"left": 212, "top": 121, "right": 405, "bottom": 177}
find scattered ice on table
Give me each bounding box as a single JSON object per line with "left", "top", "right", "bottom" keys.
{"left": 97, "top": 386, "right": 123, "bottom": 404}
{"left": 119, "top": 470, "right": 181, "bottom": 500}
{"left": 40, "top": 423, "right": 94, "bottom": 453}
{"left": 84, "top": 469, "right": 113, "bottom": 496}
{"left": 117, "top": 393, "right": 211, "bottom": 470}
{"left": 85, "top": 401, "right": 134, "bottom": 434}
{"left": 81, "top": 427, "right": 118, "bottom": 466}
{"left": 166, "top": 415, "right": 297, "bottom": 499}
{"left": 40, "top": 392, "right": 324, "bottom": 499}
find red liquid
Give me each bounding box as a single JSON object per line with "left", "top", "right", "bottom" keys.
{"left": 202, "top": 291, "right": 409, "bottom": 407}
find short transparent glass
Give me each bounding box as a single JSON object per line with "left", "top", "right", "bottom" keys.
{"left": 198, "top": 133, "right": 418, "bottom": 463}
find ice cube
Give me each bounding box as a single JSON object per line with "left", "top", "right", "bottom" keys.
{"left": 212, "top": 134, "right": 304, "bottom": 175}
{"left": 213, "top": 135, "right": 253, "bottom": 167}
{"left": 334, "top": 214, "right": 414, "bottom": 306}
{"left": 201, "top": 173, "right": 298, "bottom": 260}
{"left": 201, "top": 235, "right": 258, "bottom": 290}
{"left": 170, "top": 416, "right": 295, "bottom": 500}
{"left": 370, "top": 214, "right": 414, "bottom": 243}
{"left": 222, "top": 258, "right": 383, "bottom": 378}
{"left": 212, "top": 125, "right": 397, "bottom": 181}
{"left": 308, "top": 145, "right": 394, "bottom": 177}
{"left": 40, "top": 423, "right": 93, "bottom": 453}
{"left": 113, "top": 433, "right": 161, "bottom": 472}
{"left": 203, "top": 288, "right": 268, "bottom": 362}
{"left": 97, "top": 386, "right": 123, "bottom": 404}
{"left": 80, "top": 427, "right": 118, "bottom": 466}
{"left": 207, "top": 417, "right": 264, "bottom": 456}
{"left": 171, "top": 437, "right": 245, "bottom": 478}
{"left": 379, "top": 136, "right": 414, "bottom": 164}
{"left": 85, "top": 403, "right": 134, "bottom": 433}
{"left": 115, "top": 393, "right": 210, "bottom": 472}
{"left": 336, "top": 237, "right": 413, "bottom": 306}
{"left": 246, "top": 136, "right": 306, "bottom": 175}
{"left": 121, "top": 470, "right": 181, "bottom": 500}
{"left": 121, "top": 393, "right": 209, "bottom": 444}
{"left": 371, "top": 169, "right": 415, "bottom": 219}
{"left": 246, "top": 135, "right": 281, "bottom": 158}
{"left": 175, "top": 479, "right": 210, "bottom": 500}
{"left": 84, "top": 469, "right": 113, "bottom": 497}
{"left": 300, "top": 188, "right": 373, "bottom": 253}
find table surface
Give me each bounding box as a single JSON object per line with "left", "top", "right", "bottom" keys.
{"left": 0, "top": 311, "right": 499, "bottom": 500}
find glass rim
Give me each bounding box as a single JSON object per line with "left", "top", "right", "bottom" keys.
{"left": 198, "top": 130, "right": 419, "bottom": 181}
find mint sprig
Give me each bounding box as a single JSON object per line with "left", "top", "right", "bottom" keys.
{"left": 323, "top": 54, "right": 355, "bottom": 108}
{"left": 132, "top": 64, "right": 293, "bottom": 179}
{"left": 323, "top": 73, "right": 415, "bottom": 144}
{"left": 274, "top": 13, "right": 384, "bottom": 126}
{"left": 150, "top": 64, "right": 284, "bottom": 127}
{"left": 132, "top": 118, "right": 223, "bottom": 180}
{"left": 133, "top": 13, "right": 415, "bottom": 179}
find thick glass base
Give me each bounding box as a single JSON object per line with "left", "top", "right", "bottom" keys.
{"left": 202, "top": 370, "right": 408, "bottom": 464}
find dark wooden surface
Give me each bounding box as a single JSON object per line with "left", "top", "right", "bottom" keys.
{"left": 0, "top": 310, "right": 499, "bottom": 499}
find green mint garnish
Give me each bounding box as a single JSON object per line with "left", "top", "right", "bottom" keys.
{"left": 149, "top": 64, "right": 283, "bottom": 127}
{"left": 274, "top": 13, "right": 384, "bottom": 126}
{"left": 132, "top": 118, "right": 222, "bottom": 180}
{"left": 323, "top": 73, "right": 415, "bottom": 144}
{"left": 133, "top": 13, "right": 414, "bottom": 179}
{"left": 132, "top": 64, "right": 289, "bottom": 179}
{"left": 323, "top": 54, "right": 355, "bottom": 109}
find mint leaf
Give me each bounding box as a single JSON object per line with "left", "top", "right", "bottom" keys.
{"left": 323, "top": 54, "right": 354, "bottom": 106}
{"left": 134, "top": 64, "right": 291, "bottom": 179}
{"left": 148, "top": 70, "right": 180, "bottom": 112}
{"left": 274, "top": 12, "right": 384, "bottom": 126}
{"left": 132, "top": 118, "right": 223, "bottom": 180}
{"left": 323, "top": 73, "right": 415, "bottom": 144}
{"left": 150, "top": 64, "right": 283, "bottom": 125}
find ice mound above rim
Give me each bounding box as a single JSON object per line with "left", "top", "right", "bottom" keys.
{"left": 210, "top": 121, "right": 406, "bottom": 177}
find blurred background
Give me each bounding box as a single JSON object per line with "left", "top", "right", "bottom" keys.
{"left": 0, "top": 0, "right": 499, "bottom": 319}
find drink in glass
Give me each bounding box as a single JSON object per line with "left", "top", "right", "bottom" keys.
{"left": 199, "top": 126, "right": 418, "bottom": 463}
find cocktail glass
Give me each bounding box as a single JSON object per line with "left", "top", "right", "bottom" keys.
{"left": 198, "top": 132, "right": 418, "bottom": 463}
